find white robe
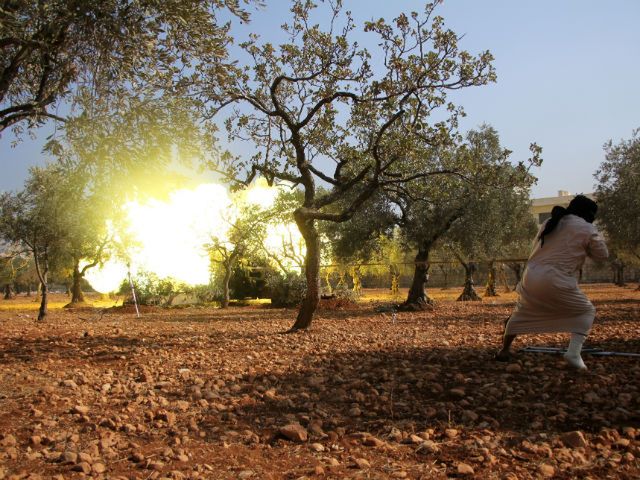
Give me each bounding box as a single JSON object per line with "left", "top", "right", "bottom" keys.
{"left": 505, "top": 214, "right": 609, "bottom": 336}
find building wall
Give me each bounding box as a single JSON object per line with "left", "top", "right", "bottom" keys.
{"left": 530, "top": 191, "right": 596, "bottom": 225}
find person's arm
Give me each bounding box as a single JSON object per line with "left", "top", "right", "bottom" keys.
{"left": 586, "top": 225, "right": 609, "bottom": 260}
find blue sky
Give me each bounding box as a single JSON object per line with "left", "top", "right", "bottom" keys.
{"left": 2, "top": 0, "right": 639, "bottom": 198}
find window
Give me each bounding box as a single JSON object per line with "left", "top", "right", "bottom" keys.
{"left": 538, "top": 212, "right": 551, "bottom": 224}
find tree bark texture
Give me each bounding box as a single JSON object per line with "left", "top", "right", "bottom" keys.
{"left": 38, "top": 280, "right": 48, "bottom": 321}
{"left": 498, "top": 263, "right": 511, "bottom": 293}
{"left": 290, "top": 213, "right": 320, "bottom": 331}
{"left": 484, "top": 260, "right": 498, "bottom": 297}
{"left": 457, "top": 262, "right": 481, "bottom": 302}
{"left": 221, "top": 263, "right": 232, "bottom": 309}
{"left": 611, "top": 260, "right": 625, "bottom": 287}
{"left": 33, "top": 249, "right": 49, "bottom": 321}
{"left": 70, "top": 262, "right": 86, "bottom": 304}
{"left": 507, "top": 262, "right": 523, "bottom": 290}
{"left": 399, "top": 247, "right": 433, "bottom": 311}
{"left": 4, "top": 283, "right": 15, "bottom": 299}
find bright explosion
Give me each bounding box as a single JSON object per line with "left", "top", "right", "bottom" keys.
{"left": 85, "top": 180, "right": 303, "bottom": 293}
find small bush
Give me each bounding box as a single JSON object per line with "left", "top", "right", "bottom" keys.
{"left": 265, "top": 272, "right": 306, "bottom": 307}
{"left": 119, "top": 271, "right": 188, "bottom": 306}
{"left": 187, "top": 284, "right": 223, "bottom": 304}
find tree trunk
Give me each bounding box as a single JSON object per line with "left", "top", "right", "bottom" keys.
{"left": 221, "top": 263, "right": 232, "bottom": 309}
{"left": 4, "top": 283, "right": 15, "bottom": 300}
{"left": 498, "top": 263, "right": 511, "bottom": 293}
{"left": 457, "top": 262, "right": 481, "bottom": 301}
{"left": 70, "top": 261, "right": 86, "bottom": 304}
{"left": 611, "top": 260, "right": 625, "bottom": 287}
{"left": 438, "top": 265, "right": 449, "bottom": 290}
{"left": 399, "top": 247, "right": 433, "bottom": 311}
{"left": 26, "top": 283, "right": 32, "bottom": 297}
{"left": 289, "top": 213, "right": 320, "bottom": 331}
{"left": 484, "top": 260, "right": 498, "bottom": 297}
{"left": 350, "top": 266, "right": 362, "bottom": 295}
{"left": 507, "top": 262, "right": 523, "bottom": 290}
{"left": 38, "top": 279, "right": 48, "bottom": 321}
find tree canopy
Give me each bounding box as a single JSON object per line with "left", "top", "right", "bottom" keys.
{"left": 595, "top": 129, "right": 640, "bottom": 268}
{"left": 1, "top": 0, "right": 253, "bottom": 135}
{"left": 211, "top": 0, "right": 496, "bottom": 330}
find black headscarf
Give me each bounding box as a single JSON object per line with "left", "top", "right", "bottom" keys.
{"left": 538, "top": 194, "right": 598, "bottom": 246}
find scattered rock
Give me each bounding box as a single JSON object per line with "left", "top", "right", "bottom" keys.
{"left": 456, "top": 463, "right": 474, "bottom": 476}
{"left": 506, "top": 363, "right": 522, "bottom": 373}
{"left": 72, "top": 405, "right": 90, "bottom": 415}
{"left": 72, "top": 462, "right": 92, "bottom": 474}
{"left": 560, "top": 430, "right": 587, "bottom": 448}
{"left": 280, "top": 423, "right": 308, "bottom": 443}
{"left": 352, "top": 458, "right": 370, "bottom": 469}
{"left": 538, "top": 463, "right": 555, "bottom": 477}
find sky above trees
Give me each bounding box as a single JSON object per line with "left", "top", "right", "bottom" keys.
{"left": 2, "top": 0, "right": 639, "bottom": 198}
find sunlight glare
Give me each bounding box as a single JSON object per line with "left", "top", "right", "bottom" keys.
{"left": 84, "top": 180, "right": 301, "bottom": 293}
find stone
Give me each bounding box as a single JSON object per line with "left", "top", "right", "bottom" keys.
{"left": 506, "top": 363, "right": 522, "bottom": 373}
{"left": 62, "top": 451, "right": 78, "bottom": 464}
{"left": 78, "top": 452, "right": 93, "bottom": 464}
{"left": 456, "top": 463, "right": 474, "bottom": 475}
{"left": 538, "top": 464, "right": 555, "bottom": 477}
{"left": 0, "top": 434, "right": 16, "bottom": 447}
{"left": 72, "top": 462, "right": 92, "bottom": 474}
{"left": 131, "top": 451, "right": 145, "bottom": 463}
{"left": 314, "top": 466, "right": 325, "bottom": 475}
{"left": 444, "top": 429, "right": 459, "bottom": 439}
{"left": 156, "top": 410, "right": 176, "bottom": 426}
{"left": 560, "top": 430, "right": 587, "bottom": 448}
{"left": 280, "top": 423, "right": 308, "bottom": 443}
{"left": 238, "top": 471, "right": 254, "bottom": 479}
{"left": 353, "top": 458, "right": 370, "bottom": 469}
{"left": 418, "top": 440, "right": 440, "bottom": 454}
{"left": 310, "top": 443, "right": 325, "bottom": 452}
{"left": 72, "top": 405, "right": 90, "bottom": 415}
{"left": 449, "top": 388, "right": 465, "bottom": 398}
{"left": 362, "top": 436, "right": 384, "bottom": 448}
{"left": 92, "top": 463, "right": 107, "bottom": 474}
{"left": 348, "top": 407, "right": 362, "bottom": 417}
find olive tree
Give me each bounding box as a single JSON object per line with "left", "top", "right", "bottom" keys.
{"left": 0, "top": 166, "right": 70, "bottom": 319}
{"left": 1, "top": 0, "right": 253, "bottom": 135}
{"left": 211, "top": 1, "right": 495, "bottom": 330}
{"left": 595, "top": 129, "right": 640, "bottom": 288}
{"left": 445, "top": 128, "right": 539, "bottom": 301}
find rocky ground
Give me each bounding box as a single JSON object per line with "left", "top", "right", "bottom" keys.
{"left": 0, "top": 284, "right": 639, "bottom": 479}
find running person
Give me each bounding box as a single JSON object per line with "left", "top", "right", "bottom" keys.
{"left": 496, "top": 195, "right": 609, "bottom": 369}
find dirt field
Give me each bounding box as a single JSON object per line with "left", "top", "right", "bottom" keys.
{"left": 1, "top": 284, "right": 639, "bottom": 479}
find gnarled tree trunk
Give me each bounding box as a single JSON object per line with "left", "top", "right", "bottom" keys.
{"left": 399, "top": 246, "right": 433, "bottom": 311}
{"left": 70, "top": 261, "right": 86, "bottom": 304}
{"left": 289, "top": 213, "right": 320, "bottom": 331}
{"left": 507, "top": 262, "right": 523, "bottom": 290}
{"left": 457, "top": 261, "right": 481, "bottom": 301}
{"left": 3, "top": 284, "right": 15, "bottom": 300}
{"left": 484, "top": 260, "right": 498, "bottom": 297}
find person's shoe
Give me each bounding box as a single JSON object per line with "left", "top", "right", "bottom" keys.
{"left": 563, "top": 352, "right": 587, "bottom": 370}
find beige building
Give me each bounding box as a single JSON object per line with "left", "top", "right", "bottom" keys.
{"left": 530, "top": 191, "right": 596, "bottom": 225}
